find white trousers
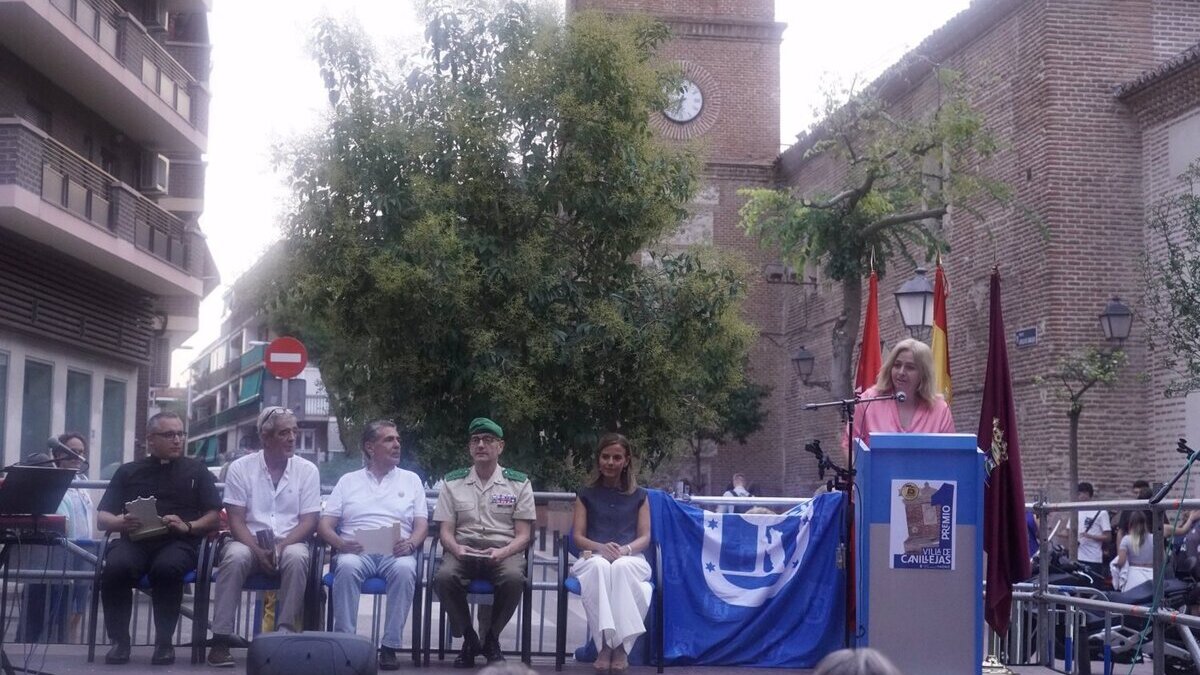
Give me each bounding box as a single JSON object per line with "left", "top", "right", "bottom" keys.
{"left": 572, "top": 555, "right": 651, "bottom": 654}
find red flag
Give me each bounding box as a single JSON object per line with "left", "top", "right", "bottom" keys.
{"left": 980, "top": 269, "right": 1030, "bottom": 636}
{"left": 855, "top": 271, "right": 882, "bottom": 393}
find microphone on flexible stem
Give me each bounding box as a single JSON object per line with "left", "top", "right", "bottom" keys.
{"left": 47, "top": 437, "right": 88, "bottom": 469}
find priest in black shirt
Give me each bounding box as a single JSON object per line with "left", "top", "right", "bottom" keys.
{"left": 96, "top": 411, "right": 221, "bottom": 665}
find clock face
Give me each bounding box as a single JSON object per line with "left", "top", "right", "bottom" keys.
{"left": 664, "top": 79, "right": 703, "bottom": 123}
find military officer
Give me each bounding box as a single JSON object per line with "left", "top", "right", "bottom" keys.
{"left": 432, "top": 417, "right": 535, "bottom": 668}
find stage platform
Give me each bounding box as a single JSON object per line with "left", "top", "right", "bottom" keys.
{"left": 0, "top": 645, "right": 1157, "bottom": 674}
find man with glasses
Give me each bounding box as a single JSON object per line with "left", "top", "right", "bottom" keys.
{"left": 432, "top": 417, "right": 535, "bottom": 668}
{"left": 207, "top": 406, "right": 321, "bottom": 668}
{"left": 96, "top": 411, "right": 222, "bottom": 665}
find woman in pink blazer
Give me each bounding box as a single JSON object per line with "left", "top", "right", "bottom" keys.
{"left": 851, "top": 337, "right": 955, "bottom": 450}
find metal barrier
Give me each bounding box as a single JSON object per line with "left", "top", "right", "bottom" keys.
{"left": 4, "top": 481, "right": 805, "bottom": 657}
{"left": 985, "top": 497, "right": 1200, "bottom": 675}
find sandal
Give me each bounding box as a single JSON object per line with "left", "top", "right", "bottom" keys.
{"left": 611, "top": 646, "right": 629, "bottom": 673}
{"left": 594, "top": 645, "right": 613, "bottom": 672}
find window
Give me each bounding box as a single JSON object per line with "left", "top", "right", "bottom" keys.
{"left": 65, "top": 370, "right": 92, "bottom": 439}
{"left": 297, "top": 428, "right": 316, "bottom": 454}
{"left": 21, "top": 360, "right": 53, "bottom": 460}
{"left": 0, "top": 353, "right": 7, "bottom": 458}
{"left": 100, "top": 379, "right": 126, "bottom": 479}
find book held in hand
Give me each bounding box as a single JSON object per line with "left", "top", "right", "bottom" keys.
{"left": 125, "top": 497, "right": 168, "bottom": 541}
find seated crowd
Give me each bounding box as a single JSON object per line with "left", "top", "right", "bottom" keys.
{"left": 43, "top": 412, "right": 704, "bottom": 670}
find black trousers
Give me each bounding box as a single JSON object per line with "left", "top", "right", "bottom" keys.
{"left": 100, "top": 537, "right": 198, "bottom": 645}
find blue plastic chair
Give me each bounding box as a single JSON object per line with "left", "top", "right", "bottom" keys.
{"left": 421, "top": 537, "right": 533, "bottom": 666}
{"left": 85, "top": 533, "right": 205, "bottom": 663}
{"left": 555, "top": 531, "right": 664, "bottom": 673}
{"left": 318, "top": 541, "right": 425, "bottom": 666}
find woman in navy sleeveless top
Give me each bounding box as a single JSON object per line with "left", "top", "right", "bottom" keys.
{"left": 571, "top": 433, "right": 651, "bottom": 673}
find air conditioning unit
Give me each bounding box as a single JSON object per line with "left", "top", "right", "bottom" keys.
{"left": 144, "top": 0, "right": 168, "bottom": 28}
{"left": 140, "top": 152, "right": 170, "bottom": 195}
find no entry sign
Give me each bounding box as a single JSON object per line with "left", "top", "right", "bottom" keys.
{"left": 263, "top": 336, "right": 308, "bottom": 379}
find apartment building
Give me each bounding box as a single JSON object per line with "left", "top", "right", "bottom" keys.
{"left": 186, "top": 262, "right": 344, "bottom": 469}
{"left": 0, "top": 0, "right": 217, "bottom": 477}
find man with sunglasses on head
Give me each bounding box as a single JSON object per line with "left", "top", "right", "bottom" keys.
{"left": 432, "top": 417, "right": 535, "bottom": 668}
{"left": 96, "top": 411, "right": 222, "bottom": 665}
{"left": 206, "top": 406, "right": 321, "bottom": 668}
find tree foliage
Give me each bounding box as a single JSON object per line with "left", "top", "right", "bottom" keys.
{"left": 269, "top": 2, "right": 761, "bottom": 486}
{"left": 1142, "top": 163, "right": 1200, "bottom": 396}
{"left": 737, "top": 72, "right": 1008, "bottom": 398}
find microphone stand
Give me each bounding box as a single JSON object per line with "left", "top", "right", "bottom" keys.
{"left": 802, "top": 391, "right": 903, "bottom": 649}
{"left": 1149, "top": 439, "right": 1199, "bottom": 505}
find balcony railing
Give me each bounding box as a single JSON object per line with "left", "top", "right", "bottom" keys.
{"left": 305, "top": 395, "right": 330, "bottom": 417}
{"left": 189, "top": 396, "right": 261, "bottom": 436}
{"left": 48, "top": 0, "right": 206, "bottom": 130}
{"left": 191, "top": 344, "right": 265, "bottom": 393}
{"left": 0, "top": 120, "right": 198, "bottom": 274}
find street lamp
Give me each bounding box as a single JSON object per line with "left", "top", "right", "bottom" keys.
{"left": 1099, "top": 296, "right": 1133, "bottom": 346}
{"left": 894, "top": 266, "right": 935, "bottom": 342}
{"left": 791, "top": 346, "right": 831, "bottom": 390}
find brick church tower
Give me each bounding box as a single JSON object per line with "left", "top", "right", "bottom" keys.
{"left": 568, "top": 1, "right": 797, "bottom": 494}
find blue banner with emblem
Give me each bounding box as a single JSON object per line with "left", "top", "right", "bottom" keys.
{"left": 647, "top": 490, "right": 845, "bottom": 667}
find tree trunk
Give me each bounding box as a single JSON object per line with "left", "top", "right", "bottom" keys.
{"left": 1067, "top": 406, "right": 1081, "bottom": 559}
{"left": 831, "top": 276, "right": 864, "bottom": 400}
{"left": 692, "top": 438, "right": 704, "bottom": 494}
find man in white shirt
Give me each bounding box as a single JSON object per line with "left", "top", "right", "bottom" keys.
{"left": 1075, "top": 481, "right": 1112, "bottom": 580}
{"left": 318, "top": 420, "right": 429, "bottom": 671}
{"left": 207, "top": 407, "right": 322, "bottom": 668}
{"left": 720, "top": 473, "right": 751, "bottom": 514}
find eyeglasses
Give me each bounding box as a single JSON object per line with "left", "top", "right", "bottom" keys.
{"left": 150, "top": 430, "right": 187, "bottom": 440}
{"left": 469, "top": 434, "right": 501, "bottom": 447}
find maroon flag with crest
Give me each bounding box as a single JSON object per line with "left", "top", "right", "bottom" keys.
{"left": 980, "top": 269, "right": 1030, "bottom": 636}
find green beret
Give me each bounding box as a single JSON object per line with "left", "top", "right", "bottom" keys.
{"left": 468, "top": 417, "right": 503, "bottom": 439}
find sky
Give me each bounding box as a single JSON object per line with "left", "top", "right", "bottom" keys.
{"left": 178, "top": 0, "right": 974, "bottom": 382}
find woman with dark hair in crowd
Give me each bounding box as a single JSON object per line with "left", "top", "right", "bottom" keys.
{"left": 570, "top": 433, "right": 652, "bottom": 673}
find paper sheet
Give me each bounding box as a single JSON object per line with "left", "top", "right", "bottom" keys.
{"left": 352, "top": 523, "right": 402, "bottom": 556}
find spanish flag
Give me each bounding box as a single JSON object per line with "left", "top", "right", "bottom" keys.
{"left": 931, "top": 260, "right": 951, "bottom": 402}
{"left": 855, "top": 270, "right": 882, "bottom": 394}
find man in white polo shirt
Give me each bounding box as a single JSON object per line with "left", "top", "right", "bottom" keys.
{"left": 318, "top": 420, "right": 428, "bottom": 670}
{"left": 207, "top": 406, "right": 321, "bottom": 668}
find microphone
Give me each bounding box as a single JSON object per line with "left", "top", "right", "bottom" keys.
{"left": 47, "top": 437, "right": 88, "bottom": 468}
{"left": 895, "top": 391, "right": 907, "bottom": 403}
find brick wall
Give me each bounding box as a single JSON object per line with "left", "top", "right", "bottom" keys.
{"left": 570, "top": 0, "right": 773, "bottom": 21}
{"left": 778, "top": 0, "right": 1200, "bottom": 500}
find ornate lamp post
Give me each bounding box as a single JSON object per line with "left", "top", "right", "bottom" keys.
{"left": 894, "top": 267, "right": 935, "bottom": 342}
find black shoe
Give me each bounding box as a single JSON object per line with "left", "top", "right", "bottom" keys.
{"left": 104, "top": 641, "right": 130, "bottom": 665}
{"left": 481, "top": 637, "right": 505, "bottom": 664}
{"left": 379, "top": 646, "right": 399, "bottom": 671}
{"left": 151, "top": 644, "right": 175, "bottom": 666}
{"left": 453, "top": 636, "right": 479, "bottom": 669}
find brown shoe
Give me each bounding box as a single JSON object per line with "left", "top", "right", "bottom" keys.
{"left": 206, "top": 645, "right": 235, "bottom": 668}
{"left": 611, "top": 646, "right": 629, "bottom": 673}
{"left": 594, "top": 645, "right": 613, "bottom": 672}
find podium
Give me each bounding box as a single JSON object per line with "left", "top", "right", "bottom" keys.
{"left": 855, "top": 433, "right": 983, "bottom": 675}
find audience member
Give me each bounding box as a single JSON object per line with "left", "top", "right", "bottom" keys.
{"left": 1074, "top": 482, "right": 1111, "bottom": 580}
{"left": 318, "top": 420, "right": 428, "bottom": 671}
{"left": 570, "top": 433, "right": 651, "bottom": 674}
{"left": 432, "top": 418, "right": 535, "bottom": 667}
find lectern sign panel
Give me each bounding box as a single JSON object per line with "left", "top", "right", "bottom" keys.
{"left": 889, "top": 479, "right": 957, "bottom": 570}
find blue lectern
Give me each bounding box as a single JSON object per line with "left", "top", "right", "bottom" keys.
{"left": 856, "top": 433, "right": 983, "bottom": 675}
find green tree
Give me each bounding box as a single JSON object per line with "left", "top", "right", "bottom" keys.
{"left": 271, "top": 3, "right": 761, "bottom": 486}
{"left": 685, "top": 380, "right": 769, "bottom": 492}
{"left": 1034, "top": 347, "right": 1127, "bottom": 543}
{"left": 1142, "top": 163, "right": 1200, "bottom": 396}
{"left": 737, "top": 73, "right": 1008, "bottom": 398}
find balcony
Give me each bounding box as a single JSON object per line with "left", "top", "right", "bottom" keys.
{"left": 305, "top": 395, "right": 330, "bottom": 417}
{"left": 0, "top": 118, "right": 209, "bottom": 297}
{"left": 0, "top": 0, "right": 208, "bottom": 153}
{"left": 189, "top": 396, "right": 261, "bottom": 437}
{"left": 192, "top": 344, "right": 265, "bottom": 393}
